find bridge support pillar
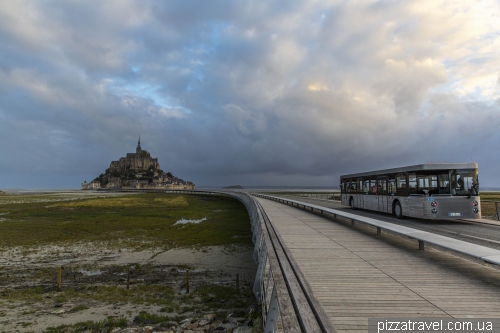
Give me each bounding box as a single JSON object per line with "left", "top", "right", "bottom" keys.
{"left": 419, "top": 240, "right": 425, "bottom": 251}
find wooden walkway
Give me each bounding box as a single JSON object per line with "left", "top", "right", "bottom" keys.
{"left": 255, "top": 197, "right": 500, "bottom": 332}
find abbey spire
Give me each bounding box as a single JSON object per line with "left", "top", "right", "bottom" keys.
{"left": 136, "top": 135, "right": 141, "bottom": 153}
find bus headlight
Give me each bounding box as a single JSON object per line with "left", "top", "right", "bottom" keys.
{"left": 472, "top": 200, "right": 478, "bottom": 206}
{"left": 431, "top": 201, "right": 438, "bottom": 207}
{"left": 431, "top": 208, "right": 438, "bottom": 214}
{"left": 473, "top": 208, "right": 479, "bottom": 214}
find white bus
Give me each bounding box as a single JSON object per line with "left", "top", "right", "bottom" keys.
{"left": 340, "top": 163, "right": 480, "bottom": 220}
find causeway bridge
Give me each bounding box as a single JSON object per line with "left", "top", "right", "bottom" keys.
{"left": 106, "top": 189, "right": 500, "bottom": 332}
{"left": 231, "top": 191, "right": 500, "bottom": 333}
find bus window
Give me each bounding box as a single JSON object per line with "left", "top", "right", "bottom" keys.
{"left": 350, "top": 180, "right": 357, "bottom": 192}
{"left": 388, "top": 175, "right": 396, "bottom": 195}
{"left": 368, "top": 179, "right": 377, "bottom": 194}
{"left": 438, "top": 172, "right": 450, "bottom": 194}
{"left": 451, "top": 169, "right": 478, "bottom": 196}
{"left": 416, "top": 174, "right": 438, "bottom": 196}
{"left": 369, "top": 179, "right": 377, "bottom": 194}
{"left": 364, "top": 179, "right": 370, "bottom": 193}
{"left": 357, "top": 179, "right": 363, "bottom": 194}
{"left": 396, "top": 173, "right": 407, "bottom": 196}
{"left": 408, "top": 173, "right": 417, "bottom": 195}
{"left": 378, "top": 178, "right": 387, "bottom": 195}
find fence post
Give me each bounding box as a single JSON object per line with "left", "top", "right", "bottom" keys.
{"left": 236, "top": 274, "right": 240, "bottom": 294}
{"left": 186, "top": 269, "right": 190, "bottom": 294}
{"left": 57, "top": 266, "right": 62, "bottom": 291}
{"left": 127, "top": 267, "right": 130, "bottom": 290}
{"left": 496, "top": 202, "right": 500, "bottom": 221}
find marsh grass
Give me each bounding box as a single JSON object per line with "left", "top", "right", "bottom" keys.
{"left": 69, "top": 304, "right": 89, "bottom": 312}
{"left": 61, "top": 285, "right": 175, "bottom": 306}
{"left": 196, "top": 284, "right": 247, "bottom": 309}
{"left": 3, "top": 284, "right": 176, "bottom": 306}
{"left": 37, "top": 317, "right": 128, "bottom": 333}
{"left": 0, "top": 192, "right": 259, "bottom": 332}
{"left": 0, "top": 193, "right": 252, "bottom": 249}
{"left": 479, "top": 192, "right": 500, "bottom": 220}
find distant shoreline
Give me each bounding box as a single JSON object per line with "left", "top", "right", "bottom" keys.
{"left": 2, "top": 186, "right": 500, "bottom": 193}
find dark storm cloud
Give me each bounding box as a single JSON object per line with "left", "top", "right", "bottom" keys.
{"left": 0, "top": 0, "right": 500, "bottom": 188}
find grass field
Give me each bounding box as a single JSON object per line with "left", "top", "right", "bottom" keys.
{"left": 0, "top": 192, "right": 252, "bottom": 249}
{"left": 0, "top": 191, "right": 259, "bottom": 332}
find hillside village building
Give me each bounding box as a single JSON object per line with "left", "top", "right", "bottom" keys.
{"left": 81, "top": 180, "right": 101, "bottom": 190}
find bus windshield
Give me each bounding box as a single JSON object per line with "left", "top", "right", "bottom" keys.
{"left": 451, "top": 169, "right": 478, "bottom": 196}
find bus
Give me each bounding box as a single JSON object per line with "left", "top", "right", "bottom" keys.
{"left": 340, "top": 163, "right": 480, "bottom": 220}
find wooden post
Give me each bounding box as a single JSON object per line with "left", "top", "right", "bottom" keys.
{"left": 57, "top": 266, "right": 62, "bottom": 291}
{"left": 186, "top": 269, "right": 190, "bottom": 294}
{"left": 127, "top": 267, "right": 130, "bottom": 290}
{"left": 236, "top": 274, "right": 240, "bottom": 294}
{"left": 496, "top": 202, "right": 499, "bottom": 221}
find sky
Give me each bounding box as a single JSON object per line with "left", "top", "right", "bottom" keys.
{"left": 0, "top": 0, "right": 499, "bottom": 189}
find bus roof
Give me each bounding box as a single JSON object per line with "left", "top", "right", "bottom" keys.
{"left": 340, "top": 163, "right": 478, "bottom": 179}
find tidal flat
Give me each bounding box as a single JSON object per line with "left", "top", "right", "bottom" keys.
{"left": 0, "top": 191, "right": 259, "bottom": 332}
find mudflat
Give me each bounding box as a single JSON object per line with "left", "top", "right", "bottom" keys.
{"left": 0, "top": 191, "right": 258, "bottom": 332}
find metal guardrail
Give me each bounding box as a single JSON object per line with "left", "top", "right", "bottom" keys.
{"left": 280, "top": 192, "right": 341, "bottom": 201}
{"left": 254, "top": 194, "right": 500, "bottom": 267}
{"left": 240, "top": 190, "right": 341, "bottom": 201}
{"left": 103, "top": 188, "right": 334, "bottom": 332}
{"left": 224, "top": 191, "right": 336, "bottom": 333}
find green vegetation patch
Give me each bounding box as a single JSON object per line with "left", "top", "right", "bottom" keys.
{"left": 195, "top": 283, "right": 255, "bottom": 311}
{"left": 3, "top": 284, "right": 175, "bottom": 307}
{"left": 0, "top": 193, "right": 252, "bottom": 249}
{"left": 42, "top": 317, "right": 128, "bottom": 333}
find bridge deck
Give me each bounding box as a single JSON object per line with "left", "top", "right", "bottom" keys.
{"left": 255, "top": 197, "right": 500, "bottom": 332}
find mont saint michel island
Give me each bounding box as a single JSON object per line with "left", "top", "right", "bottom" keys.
{"left": 81, "top": 137, "right": 195, "bottom": 190}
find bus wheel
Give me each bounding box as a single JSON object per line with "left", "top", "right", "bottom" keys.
{"left": 394, "top": 201, "right": 404, "bottom": 219}
{"left": 349, "top": 197, "right": 357, "bottom": 210}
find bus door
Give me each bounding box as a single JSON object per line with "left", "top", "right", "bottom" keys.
{"left": 377, "top": 178, "right": 388, "bottom": 213}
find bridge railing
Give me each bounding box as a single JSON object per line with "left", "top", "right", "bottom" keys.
{"left": 254, "top": 193, "right": 500, "bottom": 267}
{"left": 224, "top": 191, "right": 336, "bottom": 333}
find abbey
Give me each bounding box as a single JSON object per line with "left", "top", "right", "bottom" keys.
{"left": 82, "top": 137, "right": 194, "bottom": 190}
{"left": 109, "top": 136, "right": 160, "bottom": 172}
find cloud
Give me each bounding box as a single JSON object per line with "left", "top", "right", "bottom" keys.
{"left": 224, "top": 104, "right": 267, "bottom": 136}
{"left": 0, "top": 0, "right": 500, "bottom": 188}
